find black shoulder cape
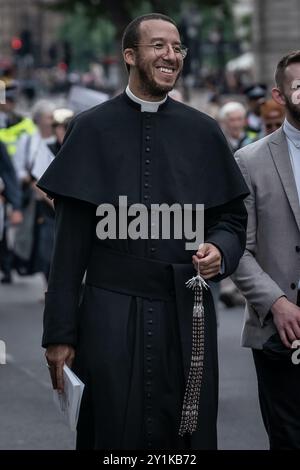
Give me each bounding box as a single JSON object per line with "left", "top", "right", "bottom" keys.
{"left": 37, "top": 92, "right": 249, "bottom": 209}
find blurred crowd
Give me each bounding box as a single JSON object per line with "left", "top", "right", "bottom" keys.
{"left": 0, "top": 74, "right": 286, "bottom": 308}
{"left": 0, "top": 80, "right": 74, "bottom": 287}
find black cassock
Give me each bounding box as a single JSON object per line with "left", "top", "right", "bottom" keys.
{"left": 37, "top": 92, "right": 249, "bottom": 450}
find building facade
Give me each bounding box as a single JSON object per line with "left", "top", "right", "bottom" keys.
{"left": 253, "top": 0, "right": 300, "bottom": 86}
{"left": 0, "top": 0, "right": 63, "bottom": 65}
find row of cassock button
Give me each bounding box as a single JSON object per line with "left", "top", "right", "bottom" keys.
{"left": 144, "top": 114, "right": 156, "bottom": 256}
{"left": 144, "top": 114, "right": 152, "bottom": 202}
{"left": 143, "top": 115, "right": 154, "bottom": 447}
{"left": 144, "top": 116, "right": 155, "bottom": 448}
{"left": 145, "top": 305, "right": 154, "bottom": 448}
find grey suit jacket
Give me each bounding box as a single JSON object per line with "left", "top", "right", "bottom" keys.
{"left": 232, "top": 127, "right": 300, "bottom": 349}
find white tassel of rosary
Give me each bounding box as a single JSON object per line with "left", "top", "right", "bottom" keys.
{"left": 179, "top": 262, "right": 209, "bottom": 436}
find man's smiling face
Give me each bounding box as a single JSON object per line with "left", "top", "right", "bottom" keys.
{"left": 129, "top": 19, "right": 184, "bottom": 99}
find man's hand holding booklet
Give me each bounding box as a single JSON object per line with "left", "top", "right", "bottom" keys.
{"left": 53, "top": 365, "right": 85, "bottom": 431}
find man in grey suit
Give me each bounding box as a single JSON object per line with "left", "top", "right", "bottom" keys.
{"left": 232, "top": 51, "right": 300, "bottom": 449}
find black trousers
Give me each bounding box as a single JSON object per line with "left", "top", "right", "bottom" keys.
{"left": 253, "top": 347, "right": 300, "bottom": 449}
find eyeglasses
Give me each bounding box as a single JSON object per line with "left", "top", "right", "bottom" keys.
{"left": 134, "top": 42, "right": 188, "bottom": 59}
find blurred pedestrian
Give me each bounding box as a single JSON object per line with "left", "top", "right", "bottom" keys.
{"left": 13, "top": 100, "right": 56, "bottom": 282}
{"left": 0, "top": 81, "right": 35, "bottom": 281}
{"left": 219, "top": 101, "right": 255, "bottom": 153}
{"left": 14, "top": 99, "right": 55, "bottom": 182}
{"left": 38, "top": 13, "right": 248, "bottom": 450}
{"left": 0, "top": 142, "right": 22, "bottom": 282}
{"left": 49, "top": 108, "right": 74, "bottom": 155}
{"left": 244, "top": 84, "right": 267, "bottom": 138}
{"left": 232, "top": 51, "right": 300, "bottom": 449}
{"left": 260, "top": 99, "right": 285, "bottom": 136}
{"left": 0, "top": 81, "right": 35, "bottom": 157}
{"left": 216, "top": 101, "right": 252, "bottom": 309}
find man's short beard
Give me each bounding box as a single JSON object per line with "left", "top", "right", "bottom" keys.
{"left": 139, "top": 67, "right": 177, "bottom": 96}
{"left": 136, "top": 55, "right": 180, "bottom": 97}
{"left": 285, "top": 95, "right": 300, "bottom": 122}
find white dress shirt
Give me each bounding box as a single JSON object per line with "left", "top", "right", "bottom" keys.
{"left": 284, "top": 119, "right": 300, "bottom": 203}
{"left": 283, "top": 118, "right": 300, "bottom": 289}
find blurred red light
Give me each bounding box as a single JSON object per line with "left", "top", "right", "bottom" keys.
{"left": 11, "top": 37, "right": 23, "bottom": 50}
{"left": 58, "top": 61, "right": 68, "bottom": 71}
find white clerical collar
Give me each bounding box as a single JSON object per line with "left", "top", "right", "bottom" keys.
{"left": 126, "top": 85, "right": 167, "bottom": 112}
{"left": 283, "top": 118, "right": 300, "bottom": 149}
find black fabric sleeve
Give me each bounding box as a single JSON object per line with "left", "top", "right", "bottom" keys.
{"left": 204, "top": 197, "right": 248, "bottom": 280}
{"left": 42, "top": 196, "right": 97, "bottom": 348}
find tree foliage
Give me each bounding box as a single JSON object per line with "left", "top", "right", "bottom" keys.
{"left": 45, "top": 0, "right": 236, "bottom": 77}
{"left": 46, "top": 0, "right": 231, "bottom": 36}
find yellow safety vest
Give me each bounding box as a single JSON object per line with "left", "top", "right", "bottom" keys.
{"left": 0, "top": 118, "right": 36, "bottom": 157}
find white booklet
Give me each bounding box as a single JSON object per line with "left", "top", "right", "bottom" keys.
{"left": 53, "top": 365, "right": 85, "bottom": 431}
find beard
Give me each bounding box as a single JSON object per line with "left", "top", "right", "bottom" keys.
{"left": 285, "top": 94, "right": 300, "bottom": 123}
{"left": 135, "top": 53, "right": 181, "bottom": 98}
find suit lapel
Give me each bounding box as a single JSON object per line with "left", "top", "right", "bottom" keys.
{"left": 269, "top": 128, "right": 300, "bottom": 232}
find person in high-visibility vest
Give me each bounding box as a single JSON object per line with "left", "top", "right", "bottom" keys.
{"left": 0, "top": 80, "right": 36, "bottom": 157}
{"left": 0, "top": 80, "right": 35, "bottom": 282}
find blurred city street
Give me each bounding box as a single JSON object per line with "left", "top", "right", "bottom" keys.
{"left": 0, "top": 275, "right": 268, "bottom": 450}
{"left": 1, "top": 0, "right": 300, "bottom": 454}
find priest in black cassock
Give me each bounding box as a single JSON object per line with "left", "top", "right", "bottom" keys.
{"left": 37, "top": 13, "right": 249, "bottom": 450}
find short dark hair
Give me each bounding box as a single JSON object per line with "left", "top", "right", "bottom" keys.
{"left": 122, "top": 13, "right": 178, "bottom": 73}
{"left": 275, "top": 50, "right": 300, "bottom": 90}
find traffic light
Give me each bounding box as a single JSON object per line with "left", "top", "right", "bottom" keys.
{"left": 11, "top": 30, "right": 32, "bottom": 56}
{"left": 11, "top": 37, "right": 23, "bottom": 52}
